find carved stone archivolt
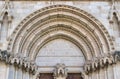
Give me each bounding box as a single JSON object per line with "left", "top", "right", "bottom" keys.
{"left": 4, "top": 4, "right": 117, "bottom": 76}
{"left": 53, "top": 63, "right": 68, "bottom": 79}
{"left": 7, "top": 5, "right": 114, "bottom": 61}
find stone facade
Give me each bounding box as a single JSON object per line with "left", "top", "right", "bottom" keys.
{"left": 0, "top": 0, "right": 120, "bottom": 79}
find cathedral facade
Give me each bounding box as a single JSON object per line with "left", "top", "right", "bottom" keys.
{"left": 0, "top": 0, "right": 120, "bottom": 79}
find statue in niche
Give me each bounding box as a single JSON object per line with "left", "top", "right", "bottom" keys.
{"left": 53, "top": 63, "right": 68, "bottom": 79}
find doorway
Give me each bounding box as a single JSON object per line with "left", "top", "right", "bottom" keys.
{"left": 38, "top": 73, "right": 83, "bottom": 79}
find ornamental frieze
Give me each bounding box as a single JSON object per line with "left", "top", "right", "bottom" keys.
{"left": 84, "top": 51, "right": 120, "bottom": 74}
{"left": 0, "top": 49, "right": 120, "bottom": 75}
{"left": 0, "top": 50, "right": 37, "bottom": 74}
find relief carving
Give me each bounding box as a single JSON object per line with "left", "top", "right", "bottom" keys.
{"left": 0, "top": 50, "right": 10, "bottom": 62}
{"left": 84, "top": 52, "right": 120, "bottom": 74}
{"left": 53, "top": 63, "right": 68, "bottom": 79}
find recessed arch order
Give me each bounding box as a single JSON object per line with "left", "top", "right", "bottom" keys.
{"left": 7, "top": 4, "right": 114, "bottom": 61}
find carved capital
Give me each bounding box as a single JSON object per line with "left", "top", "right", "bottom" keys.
{"left": 84, "top": 53, "right": 115, "bottom": 74}
{"left": 113, "top": 51, "right": 120, "bottom": 63}
{"left": 0, "top": 50, "right": 10, "bottom": 63}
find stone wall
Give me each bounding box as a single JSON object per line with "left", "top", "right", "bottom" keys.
{"left": 0, "top": 1, "right": 120, "bottom": 79}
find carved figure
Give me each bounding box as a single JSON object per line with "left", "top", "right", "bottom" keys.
{"left": 53, "top": 63, "right": 68, "bottom": 79}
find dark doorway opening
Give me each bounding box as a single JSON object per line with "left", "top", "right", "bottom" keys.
{"left": 38, "top": 73, "right": 83, "bottom": 79}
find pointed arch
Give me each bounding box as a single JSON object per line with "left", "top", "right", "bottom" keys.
{"left": 112, "top": 12, "right": 120, "bottom": 37}
{"left": 0, "top": 12, "right": 8, "bottom": 42}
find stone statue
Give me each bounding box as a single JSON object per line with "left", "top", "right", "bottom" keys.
{"left": 53, "top": 63, "right": 68, "bottom": 79}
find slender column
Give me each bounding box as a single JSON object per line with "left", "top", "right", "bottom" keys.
{"left": 115, "top": 63, "right": 120, "bottom": 79}
{"left": 23, "top": 70, "right": 30, "bottom": 79}
{"left": 96, "top": 70, "right": 99, "bottom": 79}
{"left": 104, "top": 66, "right": 108, "bottom": 79}
{"left": 107, "top": 65, "right": 114, "bottom": 79}
{"left": 0, "top": 62, "right": 7, "bottom": 79}
{"left": 88, "top": 73, "right": 92, "bottom": 79}
{"left": 15, "top": 66, "right": 17, "bottom": 79}
{"left": 113, "top": 64, "right": 117, "bottom": 79}
{"left": 92, "top": 71, "right": 98, "bottom": 79}
{"left": 23, "top": 70, "right": 26, "bottom": 79}
{"left": 26, "top": 71, "right": 30, "bottom": 79}
{"left": 6, "top": 64, "right": 10, "bottom": 79}
{"left": 84, "top": 74, "right": 89, "bottom": 79}
{"left": 8, "top": 65, "right": 15, "bottom": 79}
{"left": 99, "top": 68, "right": 105, "bottom": 79}
{"left": 16, "top": 67, "right": 22, "bottom": 79}
{"left": 32, "top": 73, "right": 37, "bottom": 79}
{"left": 29, "top": 73, "right": 33, "bottom": 79}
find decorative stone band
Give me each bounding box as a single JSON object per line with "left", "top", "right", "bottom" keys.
{"left": 9, "top": 56, "right": 38, "bottom": 75}
{"left": 84, "top": 51, "right": 120, "bottom": 74}
{"left": 0, "top": 50, "right": 38, "bottom": 75}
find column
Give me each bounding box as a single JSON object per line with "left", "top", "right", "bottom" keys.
{"left": 8, "top": 65, "right": 15, "bottom": 79}
{"left": 23, "top": 70, "right": 30, "bottom": 79}
{"left": 16, "top": 67, "right": 22, "bottom": 79}
{"left": 115, "top": 63, "right": 120, "bottom": 79}
{"left": 113, "top": 64, "right": 117, "bottom": 79}
{"left": 99, "top": 68, "right": 105, "bottom": 79}
{"left": 88, "top": 73, "right": 92, "bottom": 79}
{"left": 92, "top": 71, "right": 98, "bottom": 79}
{"left": 0, "top": 62, "right": 7, "bottom": 79}
{"left": 107, "top": 65, "right": 114, "bottom": 79}
{"left": 26, "top": 71, "right": 30, "bottom": 79}
{"left": 105, "top": 66, "right": 108, "bottom": 79}
{"left": 29, "top": 73, "right": 33, "bottom": 79}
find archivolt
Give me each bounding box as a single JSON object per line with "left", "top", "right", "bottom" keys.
{"left": 7, "top": 5, "right": 114, "bottom": 61}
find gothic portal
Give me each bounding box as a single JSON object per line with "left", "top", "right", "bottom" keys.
{"left": 0, "top": 0, "right": 120, "bottom": 79}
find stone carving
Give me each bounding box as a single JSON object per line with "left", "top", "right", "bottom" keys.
{"left": 113, "top": 51, "right": 120, "bottom": 62}
{"left": 0, "top": 50, "right": 38, "bottom": 75}
{"left": 0, "top": 0, "right": 13, "bottom": 22}
{"left": 53, "top": 63, "right": 68, "bottom": 79}
{"left": 84, "top": 53, "right": 115, "bottom": 74}
{"left": 36, "top": 73, "right": 40, "bottom": 79}
{"left": 0, "top": 52, "right": 37, "bottom": 79}
{"left": 108, "top": 0, "right": 120, "bottom": 23}
{"left": 0, "top": 50, "right": 10, "bottom": 62}
{"left": 7, "top": 5, "right": 114, "bottom": 60}
{"left": 9, "top": 54, "right": 38, "bottom": 74}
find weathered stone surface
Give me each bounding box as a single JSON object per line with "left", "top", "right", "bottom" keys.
{"left": 0, "top": 0, "right": 120, "bottom": 79}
